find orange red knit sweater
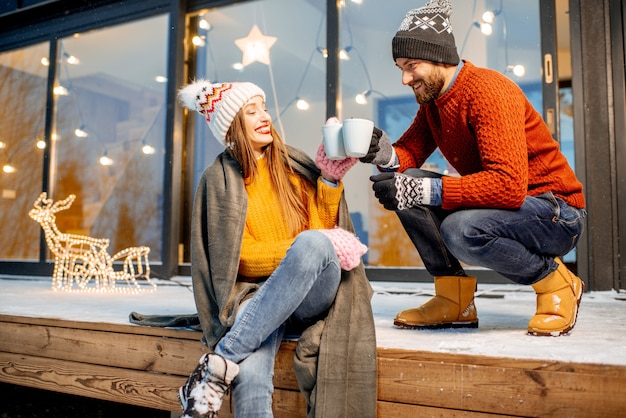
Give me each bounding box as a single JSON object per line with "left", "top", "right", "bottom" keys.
{"left": 239, "top": 157, "right": 343, "bottom": 278}
{"left": 394, "top": 60, "right": 585, "bottom": 211}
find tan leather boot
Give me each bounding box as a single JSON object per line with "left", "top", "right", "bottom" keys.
{"left": 394, "top": 276, "right": 478, "bottom": 329}
{"left": 528, "top": 258, "right": 584, "bottom": 336}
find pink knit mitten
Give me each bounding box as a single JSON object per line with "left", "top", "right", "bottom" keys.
{"left": 315, "top": 142, "right": 358, "bottom": 181}
{"left": 318, "top": 227, "right": 368, "bottom": 271}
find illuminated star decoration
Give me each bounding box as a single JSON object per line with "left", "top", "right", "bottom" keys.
{"left": 235, "top": 24, "right": 277, "bottom": 66}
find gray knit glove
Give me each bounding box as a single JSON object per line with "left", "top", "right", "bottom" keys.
{"left": 370, "top": 172, "right": 438, "bottom": 210}
{"left": 359, "top": 127, "right": 395, "bottom": 167}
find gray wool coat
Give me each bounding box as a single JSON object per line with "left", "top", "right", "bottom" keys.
{"left": 190, "top": 145, "right": 377, "bottom": 418}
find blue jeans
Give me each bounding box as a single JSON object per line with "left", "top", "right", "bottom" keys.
{"left": 214, "top": 230, "right": 342, "bottom": 417}
{"left": 395, "top": 168, "right": 587, "bottom": 285}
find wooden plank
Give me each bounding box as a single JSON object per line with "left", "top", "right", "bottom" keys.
{"left": 0, "top": 313, "right": 201, "bottom": 340}
{"left": 3, "top": 314, "right": 626, "bottom": 417}
{"left": 269, "top": 389, "right": 307, "bottom": 418}
{"left": 377, "top": 400, "right": 496, "bottom": 417}
{"left": 273, "top": 341, "right": 300, "bottom": 390}
{"left": 0, "top": 351, "right": 183, "bottom": 411}
{"left": 0, "top": 320, "right": 206, "bottom": 376}
{"left": 377, "top": 356, "right": 626, "bottom": 417}
{"left": 377, "top": 347, "right": 626, "bottom": 378}
{"left": 214, "top": 388, "right": 306, "bottom": 418}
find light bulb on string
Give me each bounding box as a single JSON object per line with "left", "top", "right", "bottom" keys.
{"left": 355, "top": 90, "right": 371, "bottom": 105}
{"left": 62, "top": 52, "right": 80, "bottom": 65}
{"left": 482, "top": 11, "right": 495, "bottom": 24}
{"left": 53, "top": 86, "right": 68, "bottom": 96}
{"left": 192, "top": 36, "right": 205, "bottom": 47}
{"left": 2, "top": 164, "right": 16, "bottom": 173}
{"left": 479, "top": 22, "right": 493, "bottom": 36}
{"left": 296, "top": 98, "right": 310, "bottom": 111}
{"left": 142, "top": 142, "right": 156, "bottom": 155}
{"left": 507, "top": 64, "right": 526, "bottom": 77}
{"left": 198, "top": 17, "right": 211, "bottom": 30}
{"left": 66, "top": 55, "right": 79, "bottom": 65}
{"left": 99, "top": 150, "right": 113, "bottom": 166}
{"left": 317, "top": 47, "right": 328, "bottom": 58}
{"left": 74, "top": 126, "right": 88, "bottom": 138}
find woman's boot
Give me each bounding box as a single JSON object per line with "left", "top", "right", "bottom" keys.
{"left": 528, "top": 258, "right": 584, "bottom": 336}
{"left": 394, "top": 276, "right": 478, "bottom": 329}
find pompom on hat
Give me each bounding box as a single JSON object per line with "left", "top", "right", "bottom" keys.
{"left": 392, "top": 0, "right": 460, "bottom": 65}
{"left": 178, "top": 79, "right": 266, "bottom": 146}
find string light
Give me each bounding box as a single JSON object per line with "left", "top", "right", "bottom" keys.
{"left": 74, "top": 126, "right": 88, "bottom": 138}
{"left": 459, "top": 1, "right": 524, "bottom": 79}
{"left": 198, "top": 17, "right": 211, "bottom": 30}
{"left": 478, "top": 21, "right": 493, "bottom": 36}
{"left": 141, "top": 142, "right": 156, "bottom": 155}
{"left": 317, "top": 47, "right": 328, "bottom": 58}
{"left": 296, "top": 98, "right": 310, "bottom": 110}
{"left": 482, "top": 11, "right": 495, "bottom": 24}
{"left": 507, "top": 64, "right": 526, "bottom": 77}
{"left": 280, "top": 16, "right": 326, "bottom": 116}
{"left": 28, "top": 192, "right": 156, "bottom": 293}
{"left": 2, "top": 164, "right": 16, "bottom": 173}
{"left": 192, "top": 35, "right": 205, "bottom": 47}
{"left": 63, "top": 52, "right": 80, "bottom": 65}
{"left": 355, "top": 90, "right": 371, "bottom": 105}
{"left": 53, "top": 85, "right": 68, "bottom": 96}
{"left": 1, "top": 137, "right": 46, "bottom": 175}
{"left": 99, "top": 150, "right": 113, "bottom": 166}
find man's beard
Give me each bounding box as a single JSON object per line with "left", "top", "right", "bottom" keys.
{"left": 412, "top": 69, "right": 445, "bottom": 105}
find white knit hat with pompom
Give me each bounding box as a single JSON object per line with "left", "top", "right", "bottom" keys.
{"left": 178, "top": 79, "right": 266, "bottom": 146}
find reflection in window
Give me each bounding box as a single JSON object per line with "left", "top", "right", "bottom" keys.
{"left": 0, "top": 43, "right": 49, "bottom": 260}
{"left": 185, "top": 0, "right": 327, "bottom": 263}
{"left": 339, "top": 0, "right": 542, "bottom": 268}
{"left": 52, "top": 15, "right": 168, "bottom": 260}
{"left": 189, "top": 0, "right": 327, "bottom": 192}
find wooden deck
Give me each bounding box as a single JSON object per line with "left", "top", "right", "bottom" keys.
{"left": 1, "top": 312, "right": 625, "bottom": 417}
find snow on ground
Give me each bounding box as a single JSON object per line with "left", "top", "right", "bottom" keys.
{"left": 1, "top": 275, "right": 625, "bottom": 366}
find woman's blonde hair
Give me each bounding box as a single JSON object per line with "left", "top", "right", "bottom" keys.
{"left": 225, "top": 110, "right": 309, "bottom": 235}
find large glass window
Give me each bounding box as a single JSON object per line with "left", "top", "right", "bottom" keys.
{"left": 338, "top": 0, "right": 543, "bottom": 269}
{"left": 189, "top": 0, "right": 327, "bottom": 187}
{"left": 0, "top": 42, "right": 49, "bottom": 261}
{"left": 185, "top": 0, "right": 328, "bottom": 262}
{"left": 51, "top": 15, "right": 169, "bottom": 260}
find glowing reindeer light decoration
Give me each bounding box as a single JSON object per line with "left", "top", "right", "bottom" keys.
{"left": 28, "top": 192, "right": 156, "bottom": 293}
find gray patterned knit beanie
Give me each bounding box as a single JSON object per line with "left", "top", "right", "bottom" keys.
{"left": 392, "top": 0, "right": 460, "bottom": 65}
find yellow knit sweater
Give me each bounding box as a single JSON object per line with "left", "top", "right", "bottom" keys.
{"left": 239, "top": 157, "right": 343, "bottom": 279}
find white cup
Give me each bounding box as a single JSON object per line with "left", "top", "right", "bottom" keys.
{"left": 342, "top": 118, "right": 374, "bottom": 158}
{"left": 321, "top": 123, "right": 346, "bottom": 160}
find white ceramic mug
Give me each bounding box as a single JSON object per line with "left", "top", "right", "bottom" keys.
{"left": 342, "top": 118, "right": 374, "bottom": 158}
{"left": 321, "top": 123, "right": 346, "bottom": 160}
